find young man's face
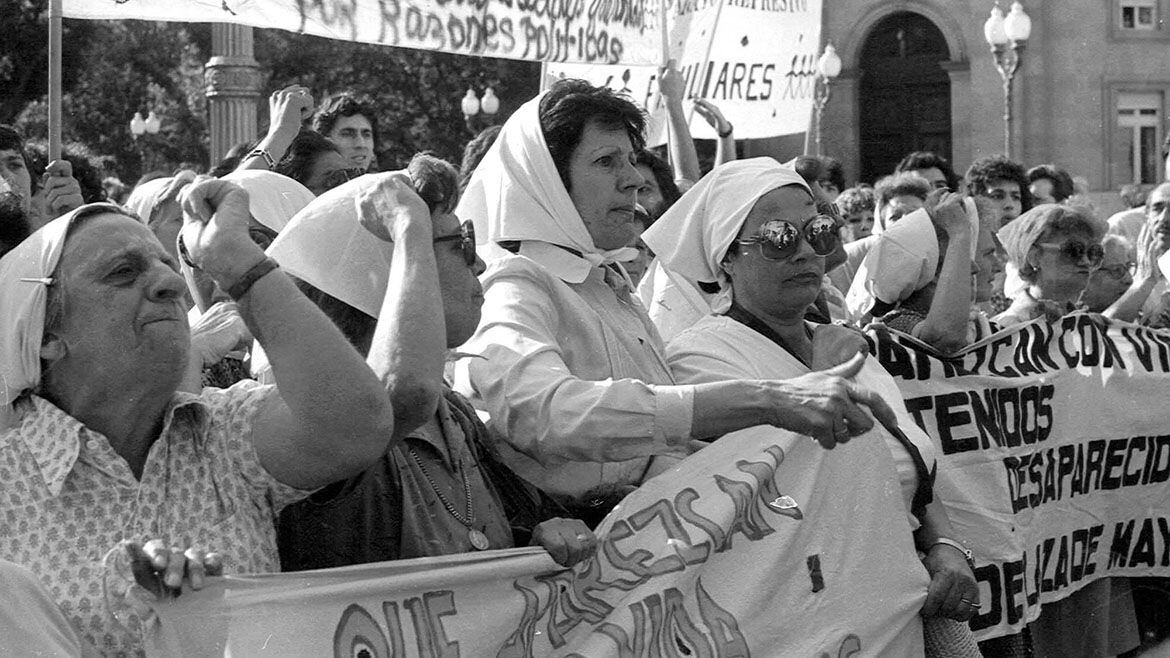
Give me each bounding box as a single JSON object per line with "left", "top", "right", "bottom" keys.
{"left": 0, "top": 148, "right": 32, "bottom": 213}
{"left": 980, "top": 178, "right": 1022, "bottom": 224}
{"left": 326, "top": 115, "right": 376, "bottom": 171}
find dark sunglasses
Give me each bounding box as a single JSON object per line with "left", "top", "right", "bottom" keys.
{"left": 1034, "top": 240, "right": 1105, "bottom": 268}
{"left": 319, "top": 167, "right": 367, "bottom": 192}
{"left": 736, "top": 215, "right": 840, "bottom": 261}
{"left": 433, "top": 220, "right": 477, "bottom": 267}
{"left": 1096, "top": 261, "right": 1136, "bottom": 280}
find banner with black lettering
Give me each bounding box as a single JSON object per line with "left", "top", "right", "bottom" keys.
{"left": 546, "top": 0, "right": 822, "bottom": 139}
{"left": 870, "top": 313, "right": 1170, "bottom": 640}
{"left": 62, "top": 0, "right": 661, "bottom": 65}
{"left": 150, "top": 413, "right": 928, "bottom": 656}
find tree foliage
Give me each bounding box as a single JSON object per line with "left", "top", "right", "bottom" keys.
{"left": 3, "top": 5, "right": 540, "bottom": 182}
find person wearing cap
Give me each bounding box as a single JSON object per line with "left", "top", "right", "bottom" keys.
{"left": 647, "top": 157, "right": 979, "bottom": 655}
{"left": 0, "top": 174, "right": 443, "bottom": 653}
{"left": 454, "top": 79, "right": 899, "bottom": 527}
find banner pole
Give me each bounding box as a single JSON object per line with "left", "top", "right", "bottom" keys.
{"left": 48, "top": 0, "right": 63, "bottom": 160}
{"left": 688, "top": 0, "right": 725, "bottom": 130}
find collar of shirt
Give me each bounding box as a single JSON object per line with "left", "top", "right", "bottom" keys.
{"left": 516, "top": 240, "right": 595, "bottom": 284}
{"left": 404, "top": 394, "right": 463, "bottom": 471}
{"left": 15, "top": 392, "right": 210, "bottom": 497}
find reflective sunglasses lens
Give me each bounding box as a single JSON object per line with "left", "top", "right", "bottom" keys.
{"left": 757, "top": 221, "right": 800, "bottom": 259}
{"left": 805, "top": 216, "right": 840, "bottom": 256}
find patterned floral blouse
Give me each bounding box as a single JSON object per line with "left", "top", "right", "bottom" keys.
{"left": 0, "top": 381, "right": 310, "bottom": 656}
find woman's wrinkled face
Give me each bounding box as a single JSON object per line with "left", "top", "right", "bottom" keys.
{"left": 972, "top": 219, "right": 1005, "bottom": 303}
{"left": 1027, "top": 229, "right": 1098, "bottom": 303}
{"left": 304, "top": 150, "right": 352, "bottom": 196}
{"left": 724, "top": 186, "right": 824, "bottom": 318}
{"left": 46, "top": 213, "right": 189, "bottom": 384}
{"left": 432, "top": 210, "right": 486, "bottom": 348}
{"left": 879, "top": 194, "right": 924, "bottom": 227}
{"left": 567, "top": 121, "right": 645, "bottom": 251}
{"left": 1082, "top": 241, "right": 1133, "bottom": 312}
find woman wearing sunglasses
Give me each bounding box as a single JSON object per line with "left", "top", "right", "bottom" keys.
{"left": 993, "top": 204, "right": 1107, "bottom": 328}
{"left": 455, "top": 81, "right": 899, "bottom": 528}
{"left": 647, "top": 157, "right": 979, "bottom": 655}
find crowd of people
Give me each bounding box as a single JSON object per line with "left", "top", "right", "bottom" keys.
{"left": 2, "top": 72, "right": 1170, "bottom": 657}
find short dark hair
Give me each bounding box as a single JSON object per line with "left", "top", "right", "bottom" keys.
{"left": 874, "top": 172, "right": 931, "bottom": 206}
{"left": 408, "top": 152, "right": 460, "bottom": 215}
{"left": 965, "top": 154, "right": 1033, "bottom": 212}
{"left": 836, "top": 185, "right": 875, "bottom": 216}
{"left": 458, "top": 124, "right": 501, "bottom": 192}
{"left": 895, "top": 151, "right": 959, "bottom": 191}
{"left": 634, "top": 148, "right": 681, "bottom": 219}
{"left": 274, "top": 129, "right": 341, "bottom": 188}
{"left": 24, "top": 140, "right": 109, "bottom": 204}
{"left": 792, "top": 155, "right": 825, "bottom": 186}
{"left": 312, "top": 93, "right": 379, "bottom": 145}
{"left": 820, "top": 156, "right": 846, "bottom": 192}
{"left": 209, "top": 141, "right": 257, "bottom": 178}
{"left": 1026, "top": 164, "right": 1075, "bottom": 203}
{"left": 538, "top": 79, "right": 646, "bottom": 194}
{"left": 0, "top": 125, "right": 35, "bottom": 195}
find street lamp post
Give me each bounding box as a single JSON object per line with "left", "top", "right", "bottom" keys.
{"left": 811, "top": 44, "right": 842, "bottom": 156}
{"left": 129, "top": 110, "right": 161, "bottom": 173}
{"left": 984, "top": 1, "right": 1032, "bottom": 158}
{"left": 461, "top": 87, "right": 500, "bottom": 134}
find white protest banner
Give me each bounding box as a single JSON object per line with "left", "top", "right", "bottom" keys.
{"left": 870, "top": 313, "right": 1170, "bottom": 640}
{"left": 152, "top": 417, "right": 928, "bottom": 656}
{"left": 546, "top": 0, "right": 822, "bottom": 140}
{"left": 61, "top": 0, "right": 662, "bottom": 65}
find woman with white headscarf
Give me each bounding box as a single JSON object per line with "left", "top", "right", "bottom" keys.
{"left": 649, "top": 158, "right": 980, "bottom": 655}
{"left": 181, "top": 170, "right": 316, "bottom": 390}
{"left": 0, "top": 180, "right": 440, "bottom": 654}
{"left": 453, "top": 79, "right": 898, "bottom": 526}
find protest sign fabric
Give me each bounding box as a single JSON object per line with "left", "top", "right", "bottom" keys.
{"left": 152, "top": 418, "right": 928, "bottom": 656}
{"left": 547, "top": 0, "right": 823, "bottom": 140}
{"left": 61, "top": 0, "right": 661, "bottom": 65}
{"left": 871, "top": 313, "right": 1170, "bottom": 640}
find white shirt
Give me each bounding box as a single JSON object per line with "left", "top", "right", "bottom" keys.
{"left": 455, "top": 245, "right": 694, "bottom": 501}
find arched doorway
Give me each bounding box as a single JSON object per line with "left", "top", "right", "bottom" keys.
{"left": 858, "top": 12, "right": 952, "bottom": 183}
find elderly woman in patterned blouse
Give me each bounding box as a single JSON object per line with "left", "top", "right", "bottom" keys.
{"left": 0, "top": 174, "right": 445, "bottom": 654}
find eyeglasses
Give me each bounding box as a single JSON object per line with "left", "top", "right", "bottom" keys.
{"left": 433, "top": 220, "right": 477, "bottom": 267}
{"left": 319, "top": 167, "right": 366, "bottom": 193}
{"left": 736, "top": 215, "right": 840, "bottom": 261}
{"left": 1095, "top": 261, "right": 1136, "bottom": 280}
{"left": 1034, "top": 240, "right": 1105, "bottom": 267}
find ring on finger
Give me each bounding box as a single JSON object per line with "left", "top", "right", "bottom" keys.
{"left": 960, "top": 598, "right": 981, "bottom": 609}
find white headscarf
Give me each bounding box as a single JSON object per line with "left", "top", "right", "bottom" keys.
{"left": 455, "top": 93, "right": 637, "bottom": 267}
{"left": 265, "top": 172, "right": 402, "bottom": 318}
{"left": 0, "top": 204, "right": 126, "bottom": 428}
{"left": 122, "top": 176, "right": 171, "bottom": 223}
{"left": 641, "top": 158, "right": 812, "bottom": 317}
{"left": 221, "top": 170, "right": 316, "bottom": 233}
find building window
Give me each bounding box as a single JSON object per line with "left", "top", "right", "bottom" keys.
{"left": 1117, "top": 92, "right": 1163, "bottom": 184}
{"left": 1120, "top": 0, "right": 1158, "bottom": 29}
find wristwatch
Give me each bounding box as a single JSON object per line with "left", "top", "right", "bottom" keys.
{"left": 247, "top": 148, "right": 276, "bottom": 169}
{"left": 931, "top": 537, "right": 975, "bottom": 570}
{"left": 717, "top": 122, "right": 734, "bottom": 138}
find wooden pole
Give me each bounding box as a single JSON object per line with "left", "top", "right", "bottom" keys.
{"left": 48, "top": 0, "right": 63, "bottom": 160}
